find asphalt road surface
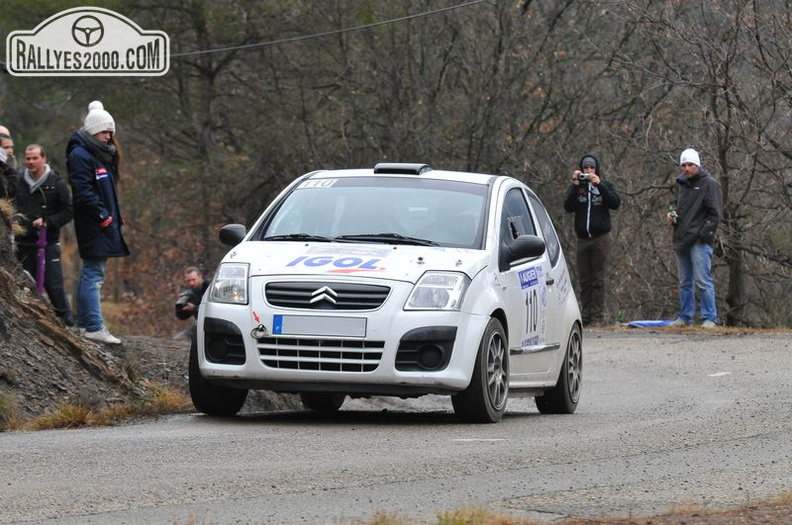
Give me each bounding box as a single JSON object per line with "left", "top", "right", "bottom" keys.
{"left": 1, "top": 330, "right": 791, "bottom": 524}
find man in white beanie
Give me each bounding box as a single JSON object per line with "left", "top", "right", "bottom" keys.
{"left": 66, "top": 100, "right": 130, "bottom": 344}
{"left": 667, "top": 148, "right": 723, "bottom": 328}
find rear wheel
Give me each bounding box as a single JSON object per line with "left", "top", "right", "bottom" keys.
{"left": 299, "top": 392, "right": 346, "bottom": 413}
{"left": 452, "top": 318, "right": 509, "bottom": 423}
{"left": 535, "top": 324, "right": 582, "bottom": 414}
{"left": 189, "top": 337, "right": 248, "bottom": 416}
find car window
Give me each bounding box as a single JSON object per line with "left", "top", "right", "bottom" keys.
{"left": 261, "top": 177, "right": 488, "bottom": 249}
{"left": 500, "top": 187, "right": 536, "bottom": 242}
{"left": 526, "top": 193, "right": 561, "bottom": 266}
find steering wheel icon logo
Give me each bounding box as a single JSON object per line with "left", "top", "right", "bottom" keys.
{"left": 71, "top": 15, "right": 105, "bottom": 47}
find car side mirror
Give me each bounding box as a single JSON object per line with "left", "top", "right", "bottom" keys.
{"left": 500, "top": 234, "right": 546, "bottom": 270}
{"left": 219, "top": 223, "right": 247, "bottom": 247}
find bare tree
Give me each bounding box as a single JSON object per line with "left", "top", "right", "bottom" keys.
{"left": 4, "top": 0, "right": 792, "bottom": 332}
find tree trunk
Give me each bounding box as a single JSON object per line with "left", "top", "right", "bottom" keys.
{"left": 723, "top": 212, "right": 747, "bottom": 326}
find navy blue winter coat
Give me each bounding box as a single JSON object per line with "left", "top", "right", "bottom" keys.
{"left": 66, "top": 130, "right": 130, "bottom": 259}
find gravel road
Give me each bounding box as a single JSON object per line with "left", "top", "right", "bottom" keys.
{"left": 0, "top": 329, "right": 790, "bottom": 524}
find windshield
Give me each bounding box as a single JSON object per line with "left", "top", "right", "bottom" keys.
{"left": 260, "top": 177, "right": 488, "bottom": 249}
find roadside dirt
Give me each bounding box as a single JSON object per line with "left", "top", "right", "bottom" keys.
{"left": 562, "top": 501, "right": 792, "bottom": 524}
{"left": 123, "top": 333, "right": 303, "bottom": 413}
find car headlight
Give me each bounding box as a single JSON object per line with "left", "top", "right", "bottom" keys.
{"left": 209, "top": 263, "right": 249, "bottom": 304}
{"left": 405, "top": 272, "right": 470, "bottom": 310}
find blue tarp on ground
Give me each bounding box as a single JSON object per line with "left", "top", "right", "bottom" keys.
{"left": 627, "top": 319, "right": 673, "bottom": 328}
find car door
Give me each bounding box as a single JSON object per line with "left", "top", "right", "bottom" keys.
{"left": 525, "top": 190, "right": 567, "bottom": 354}
{"left": 497, "top": 186, "right": 556, "bottom": 380}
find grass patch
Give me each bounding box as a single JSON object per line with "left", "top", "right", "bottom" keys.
{"left": 771, "top": 492, "right": 792, "bottom": 505}
{"left": 29, "top": 402, "right": 94, "bottom": 430}
{"left": 364, "top": 513, "right": 406, "bottom": 525}
{"left": 22, "top": 383, "right": 191, "bottom": 431}
{"left": 437, "top": 508, "right": 518, "bottom": 524}
{"left": 351, "top": 509, "right": 526, "bottom": 525}
{"left": 0, "top": 390, "right": 23, "bottom": 431}
{"left": 144, "top": 381, "right": 192, "bottom": 413}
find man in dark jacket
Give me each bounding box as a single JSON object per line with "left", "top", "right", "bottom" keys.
{"left": 175, "top": 266, "right": 210, "bottom": 342}
{"left": 66, "top": 100, "right": 129, "bottom": 344}
{"left": 13, "top": 144, "right": 74, "bottom": 326}
{"left": 667, "top": 148, "right": 722, "bottom": 328}
{"left": 563, "top": 154, "right": 621, "bottom": 326}
{"left": 175, "top": 266, "right": 209, "bottom": 321}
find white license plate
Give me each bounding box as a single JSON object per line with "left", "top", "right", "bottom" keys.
{"left": 272, "top": 315, "right": 367, "bottom": 337}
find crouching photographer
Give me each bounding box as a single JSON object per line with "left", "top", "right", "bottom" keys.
{"left": 175, "top": 267, "right": 209, "bottom": 338}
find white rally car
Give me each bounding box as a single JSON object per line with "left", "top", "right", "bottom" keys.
{"left": 191, "top": 163, "right": 582, "bottom": 423}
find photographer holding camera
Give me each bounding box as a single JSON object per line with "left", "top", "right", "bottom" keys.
{"left": 564, "top": 154, "right": 621, "bottom": 327}
{"left": 175, "top": 266, "right": 209, "bottom": 321}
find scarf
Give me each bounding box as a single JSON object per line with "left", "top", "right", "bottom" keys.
{"left": 24, "top": 164, "right": 51, "bottom": 194}
{"left": 78, "top": 128, "right": 117, "bottom": 167}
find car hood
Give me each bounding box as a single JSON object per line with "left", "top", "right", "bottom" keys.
{"left": 226, "top": 241, "right": 489, "bottom": 283}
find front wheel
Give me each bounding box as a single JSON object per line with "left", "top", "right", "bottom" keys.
{"left": 189, "top": 337, "right": 248, "bottom": 416}
{"left": 452, "top": 318, "right": 509, "bottom": 423}
{"left": 535, "top": 323, "right": 582, "bottom": 414}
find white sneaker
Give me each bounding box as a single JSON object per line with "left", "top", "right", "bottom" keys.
{"left": 84, "top": 327, "right": 122, "bottom": 345}
{"left": 701, "top": 320, "right": 717, "bottom": 329}
{"left": 669, "top": 318, "right": 690, "bottom": 327}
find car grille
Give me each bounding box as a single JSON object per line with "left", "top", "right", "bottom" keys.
{"left": 258, "top": 337, "right": 384, "bottom": 372}
{"left": 265, "top": 282, "right": 390, "bottom": 310}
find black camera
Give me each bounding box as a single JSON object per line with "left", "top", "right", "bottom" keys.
{"left": 175, "top": 289, "right": 199, "bottom": 320}
{"left": 175, "top": 290, "right": 195, "bottom": 309}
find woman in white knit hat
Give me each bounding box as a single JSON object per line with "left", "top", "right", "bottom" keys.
{"left": 66, "top": 100, "right": 130, "bottom": 344}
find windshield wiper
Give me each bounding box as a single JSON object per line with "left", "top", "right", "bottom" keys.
{"left": 335, "top": 233, "right": 439, "bottom": 246}
{"left": 262, "top": 233, "right": 334, "bottom": 242}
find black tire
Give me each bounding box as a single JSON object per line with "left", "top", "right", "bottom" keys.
{"left": 535, "top": 323, "right": 582, "bottom": 414}
{"left": 452, "top": 318, "right": 509, "bottom": 423}
{"left": 299, "top": 392, "right": 346, "bottom": 413}
{"left": 189, "top": 337, "right": 248, "bottom": 416}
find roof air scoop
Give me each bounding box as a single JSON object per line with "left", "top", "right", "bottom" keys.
{"left": 373, "top": 163, "right": 432, "bottom": 175}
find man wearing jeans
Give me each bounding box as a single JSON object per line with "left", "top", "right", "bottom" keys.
{"left": 668, "top": 148, "right": 723, "bottom": 328}
{"left": 66, "top": 101, "right": 130, "bottom": 344}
